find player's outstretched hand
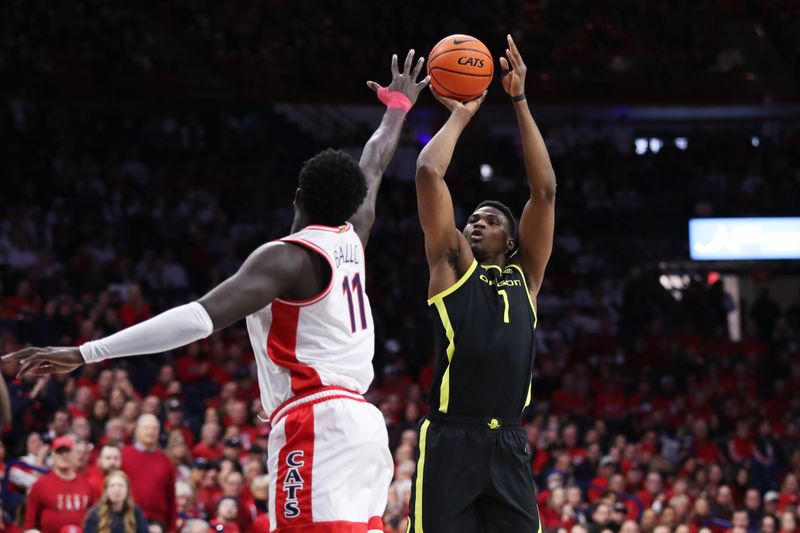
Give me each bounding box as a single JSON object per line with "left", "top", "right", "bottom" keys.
{"left": 367, "top": 49, "right": 430, "bottom": 107}
{"left": 499, "top": 34, "right": 526, "bottom": 98}
{"left": 2, "top": 346, "right": 84, "bottom": 378}
{"left": 430, "top": 88, "right": 487, "bottom": 121}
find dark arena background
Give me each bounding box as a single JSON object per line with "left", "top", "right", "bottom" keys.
{"left": 1, "top": 1, "right": 799, "bottom": 533}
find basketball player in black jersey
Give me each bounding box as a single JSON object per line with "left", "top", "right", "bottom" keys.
{"left": 407, "top": 35, "right": 556, "bottom": 532}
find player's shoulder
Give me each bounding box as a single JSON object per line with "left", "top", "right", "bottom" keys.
{"left": 248, "top": 240, "right": 312, "bottom": 267}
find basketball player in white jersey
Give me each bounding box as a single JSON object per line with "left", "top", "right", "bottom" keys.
{"left": 4, "top": 50, "right": 430, "bottom": 533}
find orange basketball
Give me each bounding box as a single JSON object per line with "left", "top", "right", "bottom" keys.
{"left": 427, "top": 34, "right": 494, "bottom": 101}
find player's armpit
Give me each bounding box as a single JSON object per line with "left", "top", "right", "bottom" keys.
{"left": 198, "top": 242, "right": 307, "bottom": 330}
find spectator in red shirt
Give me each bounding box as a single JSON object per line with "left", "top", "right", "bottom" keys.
{"left": 121, "top": 414, "right": 176, "bottom": 531}
{"left": 588, "top": 456, "right": 618, "bottom": 502}
{"left": 245, "top": 474, "right": 269, "bottom": 533}
{"left": 119, "top": 284, "right": 152, "bottom": 327}
{"left": 224, "top": 401, "right": 255, "bottom": 450}
{"left": 595, "top": 379, "right": 627, "bottom": 426}
{"left": 728, "top": 421, "right": 755, "bottom": 464}
{"left": 691, "top": 419, "right": 723, "bottom": 464}
{"left": 85, "top": 443, "right": 122, "bottom": 499}
{"left": 25, "top": 436, "right": 96, "bottom": 533}
{"left": 164, "top": 399, "right": 194, "bottom": 448}
{"left": 191, "top": 422, "right": 222, "bottom": 462}
{"left": 636, "top": 471, "right": 665, "bottom": 511}
{"left": 210, "top": 497, "right": 240, "bottom": 533}
{"left": 2, "top": 280, "right": 41, "bottom": 320}
{"left": 69, "top": 387, "right": 94, "bottom": 419}
{"left": 778, "top": 474, "right": 799, "bottom": 513}
{"left": 563, "top": 423, "right": 588, "bottom": 466}
{"left": 219, "top": 470, "right": 251, "bottom": 533}
{"left": 195, "top": 463, "right": 222, "bottom": 519}
{"left": 176, "top": 343, "right": 210, "bottom": 384}
{"left": 149, "top": 366, "right": 178, "bottom": 399}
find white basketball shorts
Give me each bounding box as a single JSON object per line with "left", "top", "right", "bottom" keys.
{"left": 267, "top": 386, "right": 393, "bottom": 532}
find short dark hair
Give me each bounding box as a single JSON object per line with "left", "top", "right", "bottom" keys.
{"left": 298, "top": 149, "right": 367, "bottom": 226}
{"left": 474, "top": 200, "right": 518, "bottom": 255}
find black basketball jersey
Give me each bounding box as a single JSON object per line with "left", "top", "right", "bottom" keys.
{"left": 427, "top": 260, "right": 538, "bottom": 420}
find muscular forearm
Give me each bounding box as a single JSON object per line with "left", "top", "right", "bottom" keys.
{"left": 513, "top": 100, "right": 556, "bottom": 198}
{"left": 416, "top": 112, "right": 470, "bottom": 179}
{"left": 360, "top": 109, "right": 407, "bottom": 188}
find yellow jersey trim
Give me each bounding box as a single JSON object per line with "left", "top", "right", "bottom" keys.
{"left": 481, "top": 264, "right": 502, "bottom": 271}
{"left": 508, "top": 264, "right": 538, "bottom": 328}
{"left": 413, "top": 419, "right": 431, "bottom": 533}
{"left": 523, "top": 381, "right": 533, "bottom": 411}
{"left": 433, "top": 299, "right": 456, "bottom": 413}
{"left": 427, "top": 260, "right": 478, "bottom": 305}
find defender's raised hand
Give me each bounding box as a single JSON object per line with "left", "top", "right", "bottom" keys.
{"left": 367, "top": 49, "right": 430, "bottom": 107}
{"left": 499, "top": 34, "right": 527, "bottom": 98}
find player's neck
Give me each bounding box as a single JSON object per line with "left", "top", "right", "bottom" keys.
{"left": 290, "top": 212, "right": 313, "bottom": 234}
{"left": 482, "top": 255, "right": 507, "bottom": 269}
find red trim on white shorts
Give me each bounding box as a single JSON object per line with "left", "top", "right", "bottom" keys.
{"left": 274, "top": 519, "right": 380, "bottom": 532}
{"left": 275, "top": 407, "right": 315, "bottom": 529}
{"left": 270, "top": 385, "right": 366, "bottom": 426}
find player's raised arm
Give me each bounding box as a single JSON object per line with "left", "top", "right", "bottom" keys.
{"left": 2, "top": 243, "right": 308, "bottom": 378}
{"left": 500, "top": 34, "right": 556, "bottom": 297}
{"left": 350, "top": 49, "right": 430, "bottom": 246}
{"left": 415, "top": 90, "right": 486, "bottom": 296}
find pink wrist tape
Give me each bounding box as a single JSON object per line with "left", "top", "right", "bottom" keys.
{"left": 377, "top": 87, "right": 412, "bottom": 112}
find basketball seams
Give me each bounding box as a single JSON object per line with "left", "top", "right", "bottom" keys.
{"left": 428, "top": 47, "right": 493, "bottom": 64}
{"left": 429, "top": 70, "right": 481, "bottom": 98}
{"left": 429, "top": 66, "right": 493, "bottom": 78}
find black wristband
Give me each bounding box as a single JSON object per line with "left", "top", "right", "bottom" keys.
{"left": 511, "top": 93, "right": 526, "bottom": 102}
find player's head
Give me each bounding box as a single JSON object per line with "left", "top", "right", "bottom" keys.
{"left": 463, "top": 200, "right": 517, "bottom": 263}
{"left": 295, "top": 149, "right": 367, "bottom": 227}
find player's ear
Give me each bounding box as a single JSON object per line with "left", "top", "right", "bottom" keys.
{"left": 293, "top": 188, "right": 302, "bottom": 207}
{"left": 506, "top": 237, "right": 516, "bottom": 254}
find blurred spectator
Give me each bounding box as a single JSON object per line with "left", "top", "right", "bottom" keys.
{"left": 24, "top": 436, "right": 95, "bottom": 533}
{"left": 209, "top": 497, "right": 240, "bottom": 533}
{"left": 180, "top": 520, "right": 211, "bottom": 533}
{"left": 175, "top": 480, "right": 199, "bottom": 532}
{"left": 121, "top": 415, "right": 176, "bottom": 531}
{"left": 85, "top": 443, "right": 123, "bottom": 500}
{"left": 83, "top": 470, "right": 148, "bottom": 533}
{"left": 247, "top": 475, "right": 270, "bottom": 533}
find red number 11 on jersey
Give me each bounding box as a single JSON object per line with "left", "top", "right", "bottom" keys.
{"left": 342, "top": 273, "right": 368, "bottom": 333}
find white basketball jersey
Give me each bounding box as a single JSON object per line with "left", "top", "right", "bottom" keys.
{"left": 246, "top": 223, "right": 375, "bottom": 418}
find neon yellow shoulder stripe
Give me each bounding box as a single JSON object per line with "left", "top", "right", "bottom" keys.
{"left": 507, "top": 264, "right": 538, "bottom": 329}
{"left": 427, "top": 260, "right": 478, "bottom": 305}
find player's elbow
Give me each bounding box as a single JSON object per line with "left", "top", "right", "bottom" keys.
{"left": 415, "top": 159, "right": 443, "bottom": 183}
{"left": 531, "top": 177, "right": 557, "bottom": 204}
